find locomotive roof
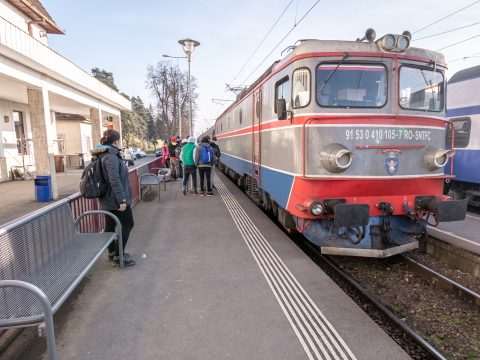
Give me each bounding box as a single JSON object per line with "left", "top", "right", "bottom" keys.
{"left": 448, "top": 64, "right": 480, "bottom": 85}
{"left": 275, "top": 39, "right": 446, "bottom": 69}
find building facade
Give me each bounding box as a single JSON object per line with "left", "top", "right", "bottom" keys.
{"left": 0, "top": 0, "right": 131, "bottom": 198}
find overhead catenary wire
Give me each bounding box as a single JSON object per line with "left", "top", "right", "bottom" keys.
{"left": 448, "top": 51, "right": 480, "bottom": 62}
{"left": 412, "top": 0, "right": 480, "bottom": 35}
{"left": 436, "top": 34, "right": 480, "bottom": 51}
{"left": 229, "top": 0, "right": 295, "bottom": 84}
{"left": 413, "top": 21, "right": 480, "bottom": 41}
{"left": 240, "top": 0, "right": 321, "bottom": 87}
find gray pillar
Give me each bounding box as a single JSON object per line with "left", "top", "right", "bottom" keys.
{"left": 90, "top": 107, "right": 102, "bottom": 145}
{"left": 112, "top": 114, "right": 123, "bottom": 147}
{"left": 28, "top": 87, "right": 58, "bottom": 200}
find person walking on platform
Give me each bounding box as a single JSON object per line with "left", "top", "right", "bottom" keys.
{"left": 162, "top": 141, "right": 170, "bottom": 168}
{"left": 180, "top": 136, "right": 198, "bottom": 196}
{"left": 168, "top": 136, "right": 180, "bottom": 180}
{"left": 92, "top": 129, "right": 135, "bottom": 267}
{"left": 194, "top": 136, "right": 215, "bottom": 196}
{"left": 209, "top": 136, "right": 221, "bottom": 189}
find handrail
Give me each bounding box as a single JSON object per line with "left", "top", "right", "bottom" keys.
{"left": 0, "top": 280, "right": 57, "bottom": 360}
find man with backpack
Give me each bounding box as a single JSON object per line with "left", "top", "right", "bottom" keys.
{"left": 168, "top": 136, "right": 180, "bottom": 180}
{"left": 81, "top": 129, "right": 135, "bottom": 267}
{"left": 180, "top": 136, "right": 198, "bottom": 196}
{"left": 209, "top": 136, "right": 221, "bottom": 189}
{"left": 194, "top": 136, "right": 215, "bottom": 196}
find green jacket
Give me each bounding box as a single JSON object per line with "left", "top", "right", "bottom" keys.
{"left": 181, "top": 142, "right": 196, "bottom": 166}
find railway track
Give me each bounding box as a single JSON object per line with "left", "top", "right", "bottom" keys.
{"left": 400, "top": 254, "right": 480, "bottom": 308}
{"left": 296, "top": 238, "right": 447, "bottom": 360}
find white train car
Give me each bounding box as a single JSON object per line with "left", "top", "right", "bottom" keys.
{"left": 446, "top": 65, "right": 480, "bottom": 206}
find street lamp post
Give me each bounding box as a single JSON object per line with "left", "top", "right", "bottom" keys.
{"left": 178, "top": 38, "right": 200, "bottom": 136}
{"left": 163, "top": 54, "right": 186, "bottom": 138}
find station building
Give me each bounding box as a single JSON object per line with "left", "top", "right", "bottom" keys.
{"left": 0, "top": 0, "right": 131, "bottom": 198}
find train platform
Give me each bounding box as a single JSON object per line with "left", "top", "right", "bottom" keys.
{"left": 428, "top": 212, "right": 480, "bottom": 255}
{"left": 2, "top": 170, "right": 409, "bottom": 360}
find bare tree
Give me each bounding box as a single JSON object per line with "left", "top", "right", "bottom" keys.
{"left": 146, "top": 61, "right": 198, "bottom": 139}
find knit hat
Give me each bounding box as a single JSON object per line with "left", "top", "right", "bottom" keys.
{"left": 188, "top": 136, "right": 195, "bottom": 143}
{"left": 170, "top": 136, "right": 177, "bottom": 142}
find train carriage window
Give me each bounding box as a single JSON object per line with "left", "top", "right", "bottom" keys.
{"left": 274, "top": 77, "right": 290, "bottom": 113}
{"left": 399, "top": 66, "right": 444, "bottom": 112}
{"left": 445, "top": 117, "right": 471, "bottom": 148}
{"left": 292, "top": 68, "right": 311, "bottom": 108}
{"left": 316, "top": 63, "right": 387, "bottom": 108}
{"left": 238, "top": 108, "right": 243, "bottom": 125}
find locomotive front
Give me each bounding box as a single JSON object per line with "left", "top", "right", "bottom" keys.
{"left": 275, "top": 31, "right": 468, "bottom": 256}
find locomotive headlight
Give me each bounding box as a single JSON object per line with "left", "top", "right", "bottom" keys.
{"left": 321, "top": 143, "right": 353, "bottom": 173}
{"left": 310, "top": 202, "right": 325, "bottom": 216}
{"left": 424, "top": 147, "right": 456, "bottom": 170}
{"left": 396, "top": 35, "right": 410, "bottom": 52}
{"left": 379, "top": 34, "right": 396, "bottom": 51}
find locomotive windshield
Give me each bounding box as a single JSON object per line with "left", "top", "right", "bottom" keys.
{"left": 316, "top": 63, "right": 387, "bottom": 108}
{"left": 399, "top": 66, "right": 444, "bottom": 112}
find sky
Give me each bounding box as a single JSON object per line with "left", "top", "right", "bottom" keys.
{"left": 41, "top": 0, "right": 480, "bottom": 136}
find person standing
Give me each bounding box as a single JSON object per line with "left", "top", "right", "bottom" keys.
{"left": 168, "top": 136, "right": 179, "bottom": 180}
{"left": 180, "top": 136, "right": 198, "bottom": 196}
{"left": 209, "top": 136, "right": 221, "bottom": 189}
{"left": 92, "top": 129, "right": 135, "bottom": 267}
{"left": 162, "top": 141, "right": 170, "bottom": 168}
{"left": 194, "top": 136, "right": 215, "bottom": 196}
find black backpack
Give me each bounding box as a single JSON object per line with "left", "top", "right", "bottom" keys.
{"left": 80, "top": 154, "right": 108, "bottom": 199}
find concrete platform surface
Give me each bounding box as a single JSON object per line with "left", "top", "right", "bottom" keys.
{"left": 428, "top": 212, "right": 480, "bottom": 255}
{"left": 2, "top": 171, "right": 409, "bottom": 360}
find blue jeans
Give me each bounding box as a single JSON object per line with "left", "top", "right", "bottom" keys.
{"left": 183, "top": 166, "right": 197, "bottom": 192}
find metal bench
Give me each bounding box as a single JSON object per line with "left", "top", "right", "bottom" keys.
{"left": 0, "top": 200, "right": 123, "bottom": 360}
{"left": 137, "top": 165, "right": 167, "bottom": 202}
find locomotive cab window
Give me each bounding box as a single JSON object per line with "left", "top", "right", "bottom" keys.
{"left": 275, "top": 77, "right": 290, "bottom": 113}
{"left": 399, "top": 66, "right": 444, "bottom": 112}
{"left": 292, "top": 68, "right": 311, "bottom": 108}
{"left": 316, "top": 63, "right": 387, "bottom": 108}
{"left": 445, "top": 117, "right": 471, "bottom": 148}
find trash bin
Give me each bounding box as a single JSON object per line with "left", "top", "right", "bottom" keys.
{"left": 54, "top": 155, "right": 65, "bottom": 173}
{"left": 34, "top": 175, "right": 51, "bottom": 202}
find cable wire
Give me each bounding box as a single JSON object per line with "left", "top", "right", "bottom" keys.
{"left": 240, "top": 0, "right": 321, "bottom": 86}
{"left": 436, "top": 34, "right": 480, "bottom": 51}
{"left": 448, "top": 51, "right": 480, "bottom": 62}
{"left": 412, "top": 0, "right": 480, "bottom": 35}
{"left": 229, "top": 0, "right": 295, "bottom": 84}
{"left": 413, "top": 21, "right": 480, "bottom": 41}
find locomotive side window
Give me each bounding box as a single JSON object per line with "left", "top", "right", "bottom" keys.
{"left": 316, "top": 63, "right": 387, "bottom": 108}
{"left": 445, "top": 117, "right": 471, "bottom": 148}
{"left": 399, "top": 66, "right": 444, "bottom": 112}
{"left": 274, "top": 77, "right": 290, "bottom": 113}
{"left": 292, "top": 68, "right": 311, "bottom": 108}
{"left": 238, "top": 108, "right": 243, "bottom": 125}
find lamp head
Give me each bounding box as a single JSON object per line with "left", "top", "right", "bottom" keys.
{"left": 178, "top": 38, "right": 200, "bottom": 61}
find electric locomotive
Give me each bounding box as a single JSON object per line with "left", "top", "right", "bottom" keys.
{"left": 445, "top": 65, "right": 480, "bottom": 207}
{"left": 215, "top": 29, "right": 468, "bottom": 257}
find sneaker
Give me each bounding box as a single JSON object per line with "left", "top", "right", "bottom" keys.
{"left": 112, "top": 256, "right": 135, "bottom": 267}
{"left": 108, "top": 252, "right": 129, "bottom": 261}
{"left": 200, "top": 191, "right": 205, "bottom": 196}
{"left": 183, "top": 191, "right": 188, "bottom": 196}
{"left": 207, "top": 192, "right": 214, "bottom": 197}
{"left": 193, "top": 191, "right": 199, "bottom": 195}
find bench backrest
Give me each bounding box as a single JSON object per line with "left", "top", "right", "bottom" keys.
{"left": 0, "top": 201, "right": 76, "bottom": 319}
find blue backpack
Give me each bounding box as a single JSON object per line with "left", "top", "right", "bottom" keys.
{"left": 200, "top": 146, "right": 213, "bottom": 164}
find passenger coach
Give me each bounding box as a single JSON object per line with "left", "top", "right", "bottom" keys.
{"left": 215, "top": 30, "right": 468, "bottom": 257}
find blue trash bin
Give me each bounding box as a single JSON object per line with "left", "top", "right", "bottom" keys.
{"left": 34, "top": 175, "right": 52, "bottom": 202}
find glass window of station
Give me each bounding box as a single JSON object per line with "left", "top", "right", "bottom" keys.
{"left": 399, "top": 66, "right": 444, "bottom": 112}
{"left": 316, "top": 63, "right": 387, "bottom": 108}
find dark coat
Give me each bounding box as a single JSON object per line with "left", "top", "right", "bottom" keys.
{"left": 91, "top": 146, "right": 132, "bottom": 210}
